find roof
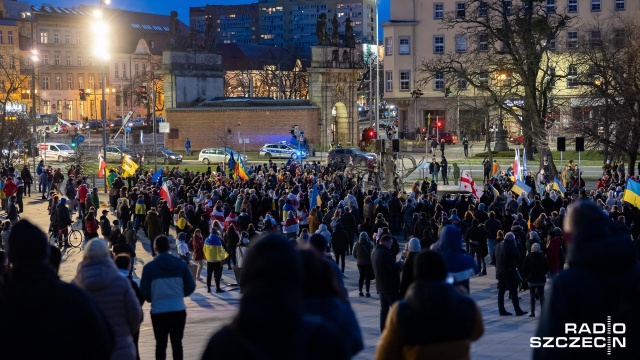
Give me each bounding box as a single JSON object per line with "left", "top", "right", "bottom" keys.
{"left": 4, "top": 1, "right": 31, "bottom": 20}
{"left": 32, "top": 5, "right": 90, "bottom": 16}
{"left": 381, "top": 20, "right": 420, "bottom": 27}
{"left": 0, "top": 19, "right": 17, "bottom": 26}
{"left": 217, "top": 43, "right": 305, "bottom": 72}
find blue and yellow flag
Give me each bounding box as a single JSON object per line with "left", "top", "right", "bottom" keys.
{"left": 310, "top": 184, "right": 322, "bottom": 209}
{"left": 511, "top": 180, "right": 532, "bottom": 196}
{"left": 553, "top": 177, "right": 566, "bottom": 195}
{"left": 623, "top": 179, "right": 640, "bottom": 209}
{"left": 488, "top": 183, "right": 500, "bottom": 198}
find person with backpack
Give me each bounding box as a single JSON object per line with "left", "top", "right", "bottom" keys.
{"left": 65, "top": 180, "right": 77, "bottom": 214}
{"left": 36, "top": 160, "right": 43, "bottom": 193}
{"left": 124, "top": 220, "right": 138, "bottom": 267}
{"left": 99, "top": 210, "right": 111, "bottom": 240}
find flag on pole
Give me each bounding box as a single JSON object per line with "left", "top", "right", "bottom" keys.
{"left": 235, "top": 156, "right": 249, "bottom": 181}
{"left": 513, "top": 148, "right": 519, "bottom": 182}
{"left": 228, "top": 151, "right": 236, "bottom": 177}
{"left": 160, "top": 181, "right": 172, "bottom": 210}
{"left": 522, "top": 148, "right": 528, "bottom": 178}
{"left": 553, "top": 177, "right": 567, "bottom": 195}
{"left": 459, "top": 170, "right": 483, "bottom": 199}
{"left": 121, "top": 155, "right": 139, "bottom": 178}
{"left": 623, "top": 178, "right": 640, "bottom": 209}
{"left": 511, "top": 180, "right": 532, "bottom": 196}
{"left": 152, "top": 168, "right": 164, "bottom": 183}
{"left": 310, "top": 184, "right": 322, "bottom": 209}
{"left": 518, "top": 148, "right": 523, "bottom": 182}
{"left": 98, "top": 153, "right": 107, "bottom": 178}
{"left": 488, "top": 183, "right": 500, "bottom": 198}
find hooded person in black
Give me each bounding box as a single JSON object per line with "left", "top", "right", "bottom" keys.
{"left": 201, "top": 234, "right": 349, "bottom": 359}
{"left": 534, "top": 201, "right": 640, "bottom": 360}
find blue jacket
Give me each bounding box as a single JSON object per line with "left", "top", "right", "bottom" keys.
{"left": 139, "top": 252, "right": 196, "bottom": 314}
{"left": 434, "top": 225, "right": 479, "bottom": 286}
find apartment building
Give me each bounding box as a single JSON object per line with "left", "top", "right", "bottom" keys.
{"left": 190, "top": 4, "right": 259, "bottom": 45}
{"left": 382, "top": 0, "right": 640, "bottom": 139}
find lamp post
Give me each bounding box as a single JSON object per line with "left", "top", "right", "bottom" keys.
{"left": 494, "top": 72, "right": 510, "bottom": 151}
{"left": 92, "top": 4, "right": 110, "bottom": 192}
{"left": 22, "top": 12, "right": 38, "bottom": 175}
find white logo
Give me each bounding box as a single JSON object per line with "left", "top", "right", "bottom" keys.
{"left": 530, "top": 317, "right": 625, "bottom": 355}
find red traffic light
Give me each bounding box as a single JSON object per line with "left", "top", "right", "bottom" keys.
{"left": 437, "top": 121, "right": 442, "bottom": 128}
{"left": 368, "top": 130, "right": 374, "bottom": 137}
{"left": 421, "top": 128, "right": 426, "bottom": 134}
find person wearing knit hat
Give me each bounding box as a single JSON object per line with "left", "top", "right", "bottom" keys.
{"left": 376, "top": 250, "right": 484, "bottom": 359}
{"left": 353, "top": 231, "right": 374, "bottom": 297}
{"left": 400, "top": 238, "right": 421, "bottom": 297}
{"left": 0, "top": 220, "right": 116, "bottom": 359}
{"left": 73, "top": 238, "right": 142, "bottom": 359}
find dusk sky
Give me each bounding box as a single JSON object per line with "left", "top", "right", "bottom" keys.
{"left": 36, "top": 0, "right": 391, "bottom": 39}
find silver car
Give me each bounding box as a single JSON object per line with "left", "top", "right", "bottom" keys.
{"left": 198, "top": 148, "right": 247, "bottom": 165}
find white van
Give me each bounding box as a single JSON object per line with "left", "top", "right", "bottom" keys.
{"left": 37, "top": 142, "right": 76, "bottom": 162}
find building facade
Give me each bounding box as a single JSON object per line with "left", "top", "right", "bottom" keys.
{"left": 382, "top": 0, "right": 640, "bottom": 140}
{"left": 190, "top": 4, "right": 259, "bottom": 45}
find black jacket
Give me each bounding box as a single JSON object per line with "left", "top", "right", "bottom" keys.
{"left": 331, "top": 225, "right": 349, "bottom": 254}
{"left": 494, "top": 238, "right": 520, "bottom": 285}
{"left": 371, "top": 244, "right": 400, "bottom": 295}
{"left": 520, "top": 252, "right": 548, "bottom": 285}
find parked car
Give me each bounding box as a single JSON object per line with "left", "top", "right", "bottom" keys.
{"left": 327, "top": 148, "right": 376, "bottom": 167}
{"left": 427, "top": 132, "right": 457, "bottom": 145}
{"left": 259, "top": 142, "right": 308, "bottom": 160}
{"left": 85, "top": 120, "right": 108, "bottom": 130}
{"left": 509, "top": 135, "right": 524, "bottom": 145}
{"left": 37, "top": 142, "right": 76, "bottom": 162}
{"left": 127, "top": 118, "right": 146, "bottom": 127}
{"left": 198, "top": 148, "right": 247, "bottom": 165}
{"left": 101, "top": 145, "right": 133, "bottom": 162}
{"left": 108, "top": 119, "right": 123, "bottom": 132}
{"left": 147, "top": 148, "right": 182, "bottom": 164}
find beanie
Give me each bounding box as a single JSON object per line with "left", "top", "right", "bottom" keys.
{"left": 309, "top": 233, "right": 328, "bottom": 253}
{"left": 414, "top": 250, "right": 447, "bottom": 281}
{"left": 8, "top": 220, "right": 49, "bottom": 264}
{"left": 83, "top": 239, "right": 110, "bottom": 260}
{"left": 359, "top": 232, "right": 369, "bottom": 242}
{"left": 408, "top": 238, "right": 421, "bottom": 252}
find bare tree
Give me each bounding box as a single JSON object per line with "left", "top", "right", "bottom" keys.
{"left": 0, "top": 48, "right": 32, "bottom": 164}
{"left": 419, "top": 0, "right": 574, "bottom": 174}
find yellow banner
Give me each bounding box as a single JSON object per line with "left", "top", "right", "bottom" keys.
{"left": 121, "top": 155, "right": 138, "bottom": 178}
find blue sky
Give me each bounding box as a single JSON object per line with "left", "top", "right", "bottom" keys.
{"left": 36, "top": 0, "right": 391, "bottom": 39}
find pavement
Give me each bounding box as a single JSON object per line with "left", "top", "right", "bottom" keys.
{"left": 16, "top": 191, "right": 544, "bottom": 360}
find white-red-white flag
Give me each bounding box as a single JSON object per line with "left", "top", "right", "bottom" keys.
{"left": 160, "top": 182, "right": 172, "bottom": 210}
{"left": 459, "top": 170, "right": 483, "bottom": 199}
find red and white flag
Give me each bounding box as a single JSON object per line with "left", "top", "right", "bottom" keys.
{"left": 98, "top": 153, "right": 107, "bottom": 178}
{"left": 160, "top": 182, "right": 172, "bottom": 210}
{"left": 460, "top": 170, "right": 483, "bottom": 199}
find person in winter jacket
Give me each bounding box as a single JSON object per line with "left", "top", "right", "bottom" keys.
{"left": 282, "top": 210, "right": 300, "bottom": 240}
{"left": 315, "top": 223, "right": 332, "bottom": 249}
{"left": 520, "top": 243, "right": 548, "bottom": 317}
{"left": 73, "top": 239, "right": 142, "bottom": 360}
{"left": 144, "top": 207, "right": 162, "bottom": 256}
{"left": 204, "top": 229, "right": 228, "bottom": 293}
{"left": 176, "top": 232, "right": 190, "bottom": 263}
{"left": 235, "top": 234, "right": 250, "bottom": 291}
{"left": 55, "top": 198, "right": 73, "bottom": 247}
{"left": 494, "top": 232, "right": 527, "bottom": 316}
{"left": 331, "top": 222, "right": 349, "bottom": 274}
{"left": 375, "top": 250, "right": 484, "bottom": 360}
{"left": 545, "top": 227, "right": 563, "bottom": 278}
{"left": 224, "top": 210, "right": 238, "bottom": 231}
{"left": 262, "top": 212, "right": 278, "bottom": 232}
{"left": 465, "top": 219, "right": 488, "bottom": 276}
{"left": 308, "top": 207, "right": 320, "bottom": 234}
{"left": 353, "top": 232, "right": 374, "bottom": 296}
{"left": 133, "top": 195, "right": 146, "bottom": 231}
{"left": 224, "top": 224, "right": 241, "bottom": 270}
{"left": 139, "top": 235, "right": 195, "bottom": 360}
{"left": 371, "top": 235, "right": 401, "bottom": 332}
{"left": 431, "top": 225, "right": 478, "bottom": 293}
{"left": 192, "top": 228, "right": 206, "bottom": 281}
{"left": 237, "top": 208, "right": 251, "bottom": 231}
{"left": 399, "top": 238, "right": 421, "bottom": 297}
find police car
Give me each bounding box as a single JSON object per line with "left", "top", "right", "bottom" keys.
{"left": 259, "top": 142, "right": 308, "bottom": 160}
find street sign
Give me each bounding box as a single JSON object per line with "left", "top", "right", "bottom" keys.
{"left": 38, "top": 144, "right": 48, "bottom": 150}
{"left": 125, "top": 126, "right": 132, "bottom": 133}
{"left": 158, "top": 122, "right": 170, "bottom": 133}
{"left": 76, "top": 135, "right": 85, "bottom": 144}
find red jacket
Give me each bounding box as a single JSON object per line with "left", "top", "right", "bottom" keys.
{"left": 77, "top": 185, "right": 88, "bottom": 203}
{"left": 3, "top": 181, "right": 17, "bottom": 197}
{"left": 546, "top": 236, "right": 562, "bottom": 273}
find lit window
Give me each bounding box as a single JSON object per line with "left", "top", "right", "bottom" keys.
{"left": 40, "top": 32, "right": 48, "bottom": 44}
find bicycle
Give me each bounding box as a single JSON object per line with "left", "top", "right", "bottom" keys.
{"left": 49, "top": 221, "right": 84, "bottom": 248}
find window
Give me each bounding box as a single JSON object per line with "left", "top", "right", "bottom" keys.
{"left": 7, "top": 31, "right": 12, "bottom": 44}
{"left": 613, "top": 28, "right": 626, "bottom": 48}
{"left": 386, "top": 71, "right": 393, "bottom": 91}
{"left": 567, "top": 31, "right": 578, "bottom": 49}
{"left": 457, "top": 78, "right": 467, "bottom": 90}
{"left": 77, "top": 55, "right": 82, "bottom": 66}
{"left": 0, "top": 31, "right": 3, "bottom": 44}
{"left": 42, "top": 54, "right": 48, "bottom": 65}
{"left": 568, "top": 0, "right": 578, "bottom": 12}
{"left": 548, "top": 37, "right": 557, "bottom": 50}
{"left": 399, "top": 37, "right": 410, "bottom": 55}
{"left": 66, "top": 55, "right": 71, "bottom": 66}
{"left": 89, "top": 76, "right": 94, "bottom": 90}
{"left": 150, "top": 41, "right": 155, "bottom": 49}
{"left": 54, "top": 55, "right": 60, "bottom": 66}
{"left": 479, "top": 71, "right": 489, "bottom": 85}
{"left": 589, "top": 30, "right": 601, "bottom": 47}
{"left": 434, "top": 3, "right": 444, "bottom": 19}
{"left": 615, "top": 0, "right": 625, "bottom": 11}
{"left": 478, "top": 1, "right": 488, "bottom": 17}
{"left": 434, "top": 72, "right": 444, "bottom": 90}
{"left": 455, "top": 34, "right": 467, "bottom": 52}
{"left": 434, "top": 35, "right": 444, "bottom": 54}
{"left": 399, "top": 70, "right": 410, "bottom": 91}
{"left": 122, "top": 63, "right": 127, "bottom": 79}
{"left": 478, "top": 33, "right": 489, "bottom": 51}
{"left": 456, "top": 3, "right": 465, "bottom": 19}
{"left": 88, "top": 57, "right": 93, "bottom": 67}
{"left": 114, "top": 63, "right": 119, "bottom": 78}
{"left": 67, "top": 76, "right": 72, "bottom": 89}
{"left": 135, "top": 63, "right": 140, "bottom": 77}
{"left": 548, "top": 67, "right": 556, "bottom": 87}
{"left": 546, "top": 0, "right": 555, "bottom": 13}
{"left": 43, "top": 76, "right": 50, "bottom": 90}
{"left": 65, "top": 34, "right": 70, "bottom": 44}
{"left": 78, "top": 76, "right": 84, "bottom": 89}
{"left": 116, "top": 94, "right": 121, "bottom": 107}
{"left": 54, "top": 33, "right": 59, "bottom": 44}
{"left": 591, "top": 0, "right": 600, "bottom": 12}
{"left": 384, "top": 37, "right": 393, "bottom": 55}
{"left": 55, "top": 75, "right": 62, "bottom": 90}
{"left": 40, "top": 32, "right": 48, "bottom": 44}
{"left": 567, "top": 65, "right": 578, "bottom": 88}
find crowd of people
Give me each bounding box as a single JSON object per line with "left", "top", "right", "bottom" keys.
{"left": 0, "top": 154, "right": 639, "bottom": 359}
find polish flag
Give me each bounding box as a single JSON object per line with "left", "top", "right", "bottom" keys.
{"left": 160, "top": 182, "right": 172, "bottom": 210}
{"left": 459, "top": 170, "right": 483, "bottom": 199}
{"left": 98, "top": 154, "right": 107, "bottom": 178}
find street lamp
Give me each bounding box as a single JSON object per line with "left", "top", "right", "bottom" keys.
{"left": 92, "top": 5, "right": 110, "bottom": 192}
{"left": 331, "top": 106, "right": 337, "bottom": 146}
{"left": 494, "top": 72, "right": 510, "bottom": 151}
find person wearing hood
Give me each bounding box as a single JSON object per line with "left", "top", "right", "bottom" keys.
{"left": 124, "top": 220, "right": 138, "bottom": 252}
{"left": 535, "top": 201, "right": 640, "bottom": 359}
{"left": 73, "top": 239, "right": 142, "bottom": 360}
{"left": 399, "top": 238, "right": 421, "bottom": 297}
{"left": 353, "top": 232, "right": 374, "bottom": 297}
{"left": 201, "top": 235, "right": 349, "bottom": 359}
{"left": 332, "top": 222, "right": 349, "bottom": 274}
{"left": 144, "top": 207, "right": 162, "bottom": 256}
{"left": 224, "top": 224, "right": 241, "bottom": 270}
{"left": 520, "top": 243, "right": 548, "bottom": 318}
{"left": 113, "top": 233, "right": 136, "bottom": 263}
{"left": 371, "top": 235, "right": 402, "bottom": 332}
{"left": 262, "top": 212, "right": 277, "bottom": 232}
{"left": 494, "top": 232, "right": 527, "bottom": 316}
{"left": 140, "top": 235, "right": 195, "bottom": 360}
{"left": 431, "top": 225, "right": 478, "bottom": 294}
{"left": 282, "top": 210, "right": 300, "bottom": 240}
{"left": 203, "top": 228, "right": 228, "bottom": 293}
{"left": 308, "top": 207, "right": 320, "bottom": 234}
{"left": 224, "top": 210, "right": 238, "bottom": 231}
{"left": 234, "top": 232, "right": 251, "bottom": 292}
{"left": 55, "top": 197, "right": 73, "bottom": 247}
{"left": 297, "top": 228, "right": 311, "bottom": 247}
{"left": 315, "top": 223, "right": 332, "bottom": 248}
{"left": 375, "top": 250, "right": 484, "bottom": 360}
{"left": 237, "top": 207, "right": 252, "bottom": 232}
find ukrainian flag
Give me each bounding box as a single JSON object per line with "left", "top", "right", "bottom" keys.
{"left": 511, "top": 180, "right": 532, "bottom": 196}
{"left": 488, "top": 183, "right": 500, "bottom": 198}
{"left": 623, "top": 179, "right": 640, "bottom": 209}
{"left": 235, "top": 156, "right": 249, "bottom": 181}
{"left": 310, "top": 184, "right": 322, "bottom": 209}
{"left": 553, "top": 177, "right": 567, "bottom": 195}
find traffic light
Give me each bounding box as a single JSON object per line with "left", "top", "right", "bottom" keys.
{"left": 140, "top": 84, "right": 148, "bottom": 105}
{"left": 437, "top": 121, "right": 442, "bottom": 129}
{"left": 79, "top": 88, "right": 86, "bottom": 101}
{"left": 70, "top": 139, "right": 77, "bottom": 148}
{"left": 444, "top": 87, "right": 454, "bottom": 97}
{"left": 411, "top": 89, "right": 423, "bottom": 99}
{"left": 421, "top": 128, "right": 426, "bottom": 134}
